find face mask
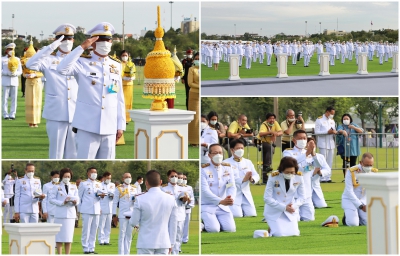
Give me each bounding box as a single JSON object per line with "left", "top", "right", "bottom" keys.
{"left": 52, "top": 178, "right": 60, "bottom": 183}
{"left": 187, "top": 54, "right": 193, "bottom": 59}
{"left": 59, "top": 40, "right": 73, "bottom": 52}
{"left": 177, "top": 178, "right": 183, "bottom": 184}
{"left": 288, "top": 118, "right": 296, "bottom": 122}
{"left": 170, "top": 177, "right": 178, "bottom": 184}
{"left": 104, "top": 179, "right": 111, "bottom": 184}
{"left": 212, "top": 154, "right": 223, "bottom": 164}
{"left": 121, "top": 56, "right": 128, "bottom": 61}
{"left": 267, "top": 122, "right": 274, "bottom": 127}
{"left": 26, "top": 172, "right": 34, "bottom": 179}
{"left": 7, "top": 51, "right": 13, "bottom": 56}
{"left": 95, "top": 41, "right": 112, "bottom": 55}
{"left": 124, "top": 178, "right": 132, "bottom": 184}
{"left": 234, "top": 149, "right": 244, "bottom": 158}
{"left": 201, "top": 122, "right": 207, "bottom": 130}
{"left": 139, "top": 181, "right": 143, "bottom": 185}
{"left": 343, "top": 120, "right": 350, "bottom": 125}
{"left": 63, "top": 178, "right": 70, "bottom": 184}
{"left": 283, "top": 173, "right": 294, "bottom": 180}
{"left": 296, "top": 139, "right": 307, "bottom": 149}
{"left": 183, "top": 180, "right": 187, "bottom": 185}
{"left": 210, "top": 120, "right": 217, "bottom": 125}
{"left": 362, "top": 166, "right": 372, "bottom": 173}
{"left": 90, "top": 173, "right": 97, "bottom": 180}
{"left": 329, "top": 115, "right": 334, "bottom": 119}
{"left": 193, "top": 60, "right": 199, "bottom": 66}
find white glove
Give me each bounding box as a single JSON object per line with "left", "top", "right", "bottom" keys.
{"left": 50, "top": 35, "right": 65, "bottom": 51}
{"left": 122, "top": 77, "right": 132, "bottom": 81}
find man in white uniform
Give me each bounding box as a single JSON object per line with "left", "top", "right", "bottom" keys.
{"left": 98, "top": 172, "right": 115, "bottom": 246}
{"left": 42, "top": 170, "right": 60, "bottom": 223}
{"left": 129, "top": 170, "right": 178, "bottom": 255}
{"left": 181, "top": 174, "right": 195, "bottom": 244}
{"left": 133, "top": 176, "right": 143, "bottom": 194}
{"left": 224, "top": 139, "right": 260, "bottom": 217}
{"left": 26, "top": 23, "right": 78, "bottom": 159}
{"left": 57, "top": 22, "right": 126, "bottom": 159}
{"left": 236, "top": 41, "right": 244, "bottom": 67}
{"left": 201, "top": 144, "right": 237, "bottom": 232}
{"left": 2, "top": 43, "right": 22, "bottom": 120}
{"left": 265, "top": 40, "right": 273, "bottom": 66}
{"left": 2, "top": 169, "right": 16, "bottom": 223}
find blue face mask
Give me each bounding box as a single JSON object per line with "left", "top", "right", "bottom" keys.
{"left": 193, "top": 60, "right": 199, "bottom": 66}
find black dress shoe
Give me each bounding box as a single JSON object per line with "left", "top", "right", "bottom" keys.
{"left": 9, "top": 117, "right": 15, "bottom": 120}
{"left": 327, "top": 180, "right": 332, "bottom": 183}
{"left": 84, "top": 252, "right": 90, "bottom": 254}
{"left": 104, "top": 243, "right": 112, "bottom": 245}
{"left": 4, "top": 117, "right": 9, "bottom": 120}
{"left": 90, "top": 252, "right": 98, "bottom": 254}
{"left": 99, "top": 243, "right": 104, "bottom": 245}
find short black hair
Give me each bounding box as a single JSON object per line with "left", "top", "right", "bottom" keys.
{"left": 120, "top": 50, "right": 128, "bottom": 56}
{"left": 25, "top": 163, "right": 35, "bottom": 170}
{"left": 86, "top": 167, "right": 96, "bottom": 173}
{"left": 201, "top": 114, "right": 208, "bottom": 121}
{"left": 341, "top": 114, "right": 353, "bottom": 124}
{"left": 230, "top": 138, "right": 246, "bottom": 149}
{"left": 136, "top": 176, "right": 143, "bottom": 181}
{"left": 278, "top": 157, "right": 299, "bottom": 173}
{"left": 167, "top": 170, "right": 178, "bottom": 177}
{"left": 193, "top": 52, "right": 199, "bottom": 59}
{"left": 207, "top": 111, "right": 218, "bottom": 121}
{"left": 146, "top": 170, "right": 161, "bottom": 187}
{"left": 102, "top": 171, "right": 112, "bottom": 178}
{"left": 177, "top": 172, "right": 183, "bottom": 176}
{"left": 265, "top": 113, "right": 276, "bottom": 120}
{"left": 50, "top": 170, "right": 60, "bottom": 177}
{"left": 60, "top": 168, "right": 73, "bottom": 179}
{"left": 209, "top": 143, "right": 222, "bottom": 153}
{"left": 326, "top": 106, "right": 335, "bottom": 112}
{"left": 293, "top": 129, "right": 307, "bottom": 139}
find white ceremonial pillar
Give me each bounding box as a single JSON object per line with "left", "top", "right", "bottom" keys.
{"left": 357, "top": 172, "right": 398, "bottom": 254}
{"left": 4, "top": 223, "right": 62, "bottom": 254}
{"left": 228, "top": 54, "right": 240, "bottom": 80}
{"left": 391, "top": 51, "right": 398, "bottom": 73}
{"left": 276, "top": 53, "right": 288, "bottom": 78}
{"left": 318, "top": 52, "right": 330, "bottom": 76}
{"left": 130, "top": 109, "right": 195, "bottom": 159}
{"left": 357, "top": 52, "right": 369, "bottom": 75}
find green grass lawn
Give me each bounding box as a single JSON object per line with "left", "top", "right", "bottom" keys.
{"left": 2, "top": 67, "right": 198, "bottom": 159}
{"left": 201, "top": 54, "right": 394, "bottom": 80}
{"left": 2, "top": 207, "right": 199, "bottom": 254}
{"left": 201, "top": 169, "right": 397, "bottom": 254}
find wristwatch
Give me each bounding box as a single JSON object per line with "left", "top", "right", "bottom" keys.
{"left": 358, "top": 204, "right": 364, "bottom": 209}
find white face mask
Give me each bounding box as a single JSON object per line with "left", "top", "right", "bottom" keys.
{"left": 187, "top": 54, "right": 193, "bottom": 58}
{"left": 183, "top": 180, "right": 187, "bottom": 185}
{"left": 59, "top": 40, "right": 73, "bottom": 52}
{"left": 212, "top": 154, "right": 223, "bottom": 164}
{"left": 201, "top": 122, "right": 207, "bottom": 130}
{"left": 288, "top": 118, "right": 296, "bottom": 122}
{"left": 26, "top": 172, "right": 34, "bottom": 179}
{"left": 296, "top": 139, "right": 307, "bottom": 149}
{"left": 63, "top": 178, "right": 70, "bottom": 184}
{"left": 283, "top": 173, "right": 294, "bottom": 180}
{"left": 95, "top": 41, "right": 112, "bottom": 55}
{"left": 329, "top": 114, "right": 334, "bottom": 119}
{"left": 139, "top": 181, "right": 143, "bottom": 185}
{"left": 177, "top": 178, "right": 183, "bottom": 184}
{"left": 52, "top": 178, "right": 60, "bottom": 183}
{"left": 124, "top": 178, "right": 132, "bottom": 185}
{"left": 7, "top": 50, "right": 13, "bottom": 56}
{"left": 170, "top": 177, "right": 178, "bottom": 184}
{"left": 210, "top": 120, "right": 217, "bottom": 125}
{"left": 343, "top": 120, "right": 350, "bottom": 125}
{"left": 104, "top": 179, "right": 111, "bottom": 184}
{"left": 121, "top": 56, "right": 128, "bottom": 61}
{"left": 233, "top": 149, "right": 244, "bottom": 158}
{"left": 90, "top": 173, "right": 97, "bottom": 180}
{"left": 362, "top": 166, "right": 372, "bottom": 173}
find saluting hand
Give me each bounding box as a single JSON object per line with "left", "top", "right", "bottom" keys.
{"left": 81, "top": 36, "right": 99, "bottom": 50}
{"left": 51, "top": 35, "right": 64, "bottom": 50}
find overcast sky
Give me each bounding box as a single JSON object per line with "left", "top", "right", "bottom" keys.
{"left": 2, "top": 1, "right": 199, "bottom": 39}
{"left": 202, "top": 2, "right": 398, "bottom": 37}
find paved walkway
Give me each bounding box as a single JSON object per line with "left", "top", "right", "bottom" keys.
{"left": 201, "top": 72, "right": 398, "bottom": 96}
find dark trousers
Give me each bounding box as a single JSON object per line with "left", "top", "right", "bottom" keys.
{"left": 21, "top": 76, "right": 26, "bottom": 95}
{"left": 262, "top": 142, "right": 274, "bottom": 183}
{"left": 185, "top": 82, "right": 190, "bottom": 110}
{"left": 341, "top": 155, "right": 358, "bottom": 178}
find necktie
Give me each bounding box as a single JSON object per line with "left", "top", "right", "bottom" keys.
{"left": 65, "top": 185, "right": 69, "bottom": 194}
{"left": 285, "top": 179, "right": 290, "bottom": 192}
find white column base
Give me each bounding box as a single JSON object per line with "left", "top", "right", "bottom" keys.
{"left": 357, "top": 52, "right": 369, "bottom": 75}
{"left": 228, "top": 54, "right": 240, "bottom": 80}
{"left": 4, "top": 223, "right": 62, "bottom": 254}
{"left": 130, "top": 109, "right": 195, "bottom": 159}
{"left": 391, "top": 51, "right": 398, "bottom": 73}
{"left": 318, "top": 52, "right": 330, "bottom": 76}
{"left": 276, "top": 53, "right": 288, "bottom": 78}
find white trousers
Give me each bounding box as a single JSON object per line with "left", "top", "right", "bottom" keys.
{"left": 47, "top": 214, "right": 55, "bottom": 223}
{"left": 172, "top": 220, "right": 184, "bottom": 255}
{"left": 201, "top": 54, "right": 206, "bottom": 65}
{"left": 344, "top": 208, "right": 367, "bottom": 226}
{"left": 119, "top": 217, "right": 133, "bottom": 255}
{"left": 47, "top": 120, "right": 77, "bottom": 159}
{"left": 266, "top": 53, "right": 272, "bottom": 65}
{"left": 259, "top": 53, "right": 264, "bottom": 63}
{"left": 317, "top": 54, "right": 321, "bottom": 64}
{"left": 2, "top": 86, "right": 18, "bottom": 118}
{"left": 76, "top": 129, "right": 115, "bottom": 159}
{"left": 368, "top": 51, "right": 374, "bottom": 60}
{"left": 304, "top": 55, "right": 310, "bottom": 66}
{"left": 330, "top": 55, "right": 335, "bottom": 65}
{"left": 341, "top": 53, "right": 346, "bottom": 63}
{"left": 223, "top": 53, "right": 228, "bottom": 62}
{"left": 348, "top": 51, "right": 353, "bottom": 60}
{"left": 299, "top": 198, "right": 315, "bottom": 221}
{"left": 291, "top": 53, "right": 297, "bottom": 64}
{"left": 238, "top": 55, "right": 243, "bottom": 66}
{"left": 137, "top": 248, "right": 169, "bottom": 255}
{"left": 206, "top": 56, "right": 212, "bottom": 67}
{"left": 379, "top": 53, "right": 384, "bottom": 64}
{"left": 98, "top": 213, "right": 112, "bottom": 244}
{"left": 266, "top": 213, "right": 300, "bottom": 237}
{"left": 229, "top": 195, "right": 257, "bottom": 217}
{"left": 20, "top": 213, "right": 39, "bottom": 223}
{"left": 2, "top": 203, "right": 14, "bottom": 222}
{"left": 182, "top": 212, "right": 191, "bottom": 243}
{"left": 81, "top": 213, "right": 100, "bottom": 252}
{"left": 319, "top": 148, "right": 334, "bottom": 181}
{"left": 201, "top": 207, "right": 236, "bottom": 233}
{"left": 252, "top": 52, "right": 257, "bottom": 62}
{"left": 336, "top": 52, "right": 340, "bottom": 59}
{"left": 356, "top": 55, "right": 359, "bottom": 64}
{"left": 312, "top": 190, "right": 328, "bottom": 208}
{"left": 245, "top": 57, "right": 252, "bottom": 69}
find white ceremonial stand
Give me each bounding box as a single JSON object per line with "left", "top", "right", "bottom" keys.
{"left": 276, "top": 53, "right": 288, "bottom": 78}
{"left": 318, "top": 52, "right": 330, "bottom": 76}
{"left": 228, "top": 54, "right": 240, "bottom": 80}
{"left": 391, "top": 51, "right": 398, "bottom": 73}
{"left": 357, "top": 52, "right": 369, "bottom": 75}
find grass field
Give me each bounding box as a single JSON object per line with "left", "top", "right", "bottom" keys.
{"left": 2, "top": 207, "right": 200, "bottom": 254}
{"left": 201, "top": 53, "right": 394, "bottom": 80}
{"left": 201, "top": 169, "right": 397, "bottom": 254}
{"left": 1, "top": 67, "right": 199, "bottom": 159}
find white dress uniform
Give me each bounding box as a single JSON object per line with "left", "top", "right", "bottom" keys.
{"left": 2, "top": 43, "right": 23, "bottom": 119}
{"left": 252, "top": 44, "right": 258, "bottom": 62}
{"left": 244, "top": 44, "right": 253, "bottom": 69}
{"left": 316, "top": 43, "right": 324, "bottom": 64}
{"left": 303, "top": 44, "right": 310, "bottom": 66}
{"left": 342, "top": 165, "right": 377, "bottom": 226}
{"left": 133, "top": 181, "right": 142, "bottom": 194}
{"left": 14, "top": 175, "right": 43, "bottom": 223}
{"left": 49, "top": 181, "right": 79, "bottom": 242}
{"left": 368, "top": 43, "right": 374, "bottom": 60}
{"left": 129, "top": 187, "right": 178, "bottom": 255}
{"left": 265, "top": 43, "right": 273, "bottom": 66}
{"left": 206, "top": 44, "right": 213, "bottom": 67}
{"left": 378, "top": 44, "right": 385, "bottom": 64}
{"left": 347, "top": 41, "right": 354, "bottom": 60}
{"left": 329, "top": 43, "right": 336, "bottom": 65}
{"left": 98, "top": 181, "right": 115, "bottom": 245}
{"left": 201, "top": 125, "right": 218, "bottom": 164}
{"left": 236, "top": 43, "right": 244, "bottom": 66}
{"left": 201, "top": 162, "right": 237, "bottom": 233}
{"left": 258, "top": 43, "right": 265, "bottom": 64}
{"left": 57, "top": 22, "right": 126, "bottom": 159}
{"left": 25, "top": 24, "right": 78, "bottom": 159}
{"left": 112, "top": 183, "right": 137, "bottom": 255}
{"left": 263, "top": 171, "right": 306, "bottom": 237}
{"left": 340, "top": 44, "right": 347, "bottom": 64}
{"left": 161, "top": 183, "right": 188, "bottom": 255}
{"left": 314, "top": 114, "right": 336, "bottom": 181}
{"left": 2, "top": 174, "right": 15, "bottom": 223}
{"left": 291, "top": 43, "right": 298, "bottom": 65}
{"left": 42, "top": 181, "right": 59, "bottom": 223}
{"left": 283, "top": 147, "right": 330, "bottom": 221}
{"left": 78, "top": 179, "right": 102, "bottom": 253}
{"left": 224, "top": 156, "right": 260, "bottom": 217}
{"left": 182, "top": 184, "right": 195, "bottom": 244}
{"left": 212, "top": 47, "right": 220, "bottom": 65}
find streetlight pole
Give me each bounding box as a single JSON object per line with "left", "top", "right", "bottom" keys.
{"left": 305, "top": 21, "right": 307, "bottom": 38}
{"left": 12, "top": 14, "right": 14, "bottom": 42}
{"left": 234, "top": 24, "right": 236, "bottom": 39}
{"left": 319, "top": 22, "right": 321, "bottom": 34}
{"left": 122, "top": 1, "right": 125, "bottom": 50}
{"left": 169, "top": 1, "right": 174, "bottom": 30}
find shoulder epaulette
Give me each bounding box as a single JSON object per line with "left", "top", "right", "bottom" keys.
{"left": 131, "top": 184, "right": 137, "bottom": 188}
{"left": 70, "top": 182, "right": 76, "bottom": 184}
{"left": 54, "top": 182, "right": 60, "bottom": 185}
{"left": 349, "top": 166, "right": 359, "bottom": 172}
{"left": 34, "top": 176, "right": 40, "bottom": 179}
{"left": 296, "top": 171, "right": 303, "bottom": 176}
{"left": 317, "top": 116, "right": 322, "bottom": 119}
{"left": 82, "top": 179, "right": 88, "bottom": 181}
{"left": 285, "top": 148, "right": 293, "bottom": 150}
{"left": 178, "top": 184, "right": 183, "bottom": 187}
{"left": 109, "top": 55, "right": 121, "bottom": 63}
{"left": 221, "top": 163, "right": 231, "bottom": 167}
{"left": 117, "top": 184, "right": 123, "bottom": 187}
{"left": 50, "top": 52, "right": 56, "bottom": 56}
{"left": 201, "top": 163, "right": 210, "bottom": 168}
{"left": 371, "top": 168, "right": 378, "bottom": 173}
{"left": 19, "top": 176, "right": 24, "bottom": 179}
{"left": 162, "top": 184, "right": 168, "bottom": 187}
{"left": 271, "top": 171, "right": 279, "bottom": 177}
{"left": 80, "top": 54, "right": 91, "bottom": 58}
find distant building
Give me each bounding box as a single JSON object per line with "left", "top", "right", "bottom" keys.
{"left": 323, "top": 29, "right": 350, "bottom": 36}
{"left": 76, "top": 26, "right": 86, "bottom": 34}
{"left": 181, "top": 17, "right": 199, "bottom": 34}
{"left": 2, "top": 29, "right": 16, "bottom": 40}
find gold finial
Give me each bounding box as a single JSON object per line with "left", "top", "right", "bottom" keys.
{"left": 154, "top": 5, "right": 164, "bottom": 39}
{"left": 157, "top": 6, "right": 161, "bottom": 28}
